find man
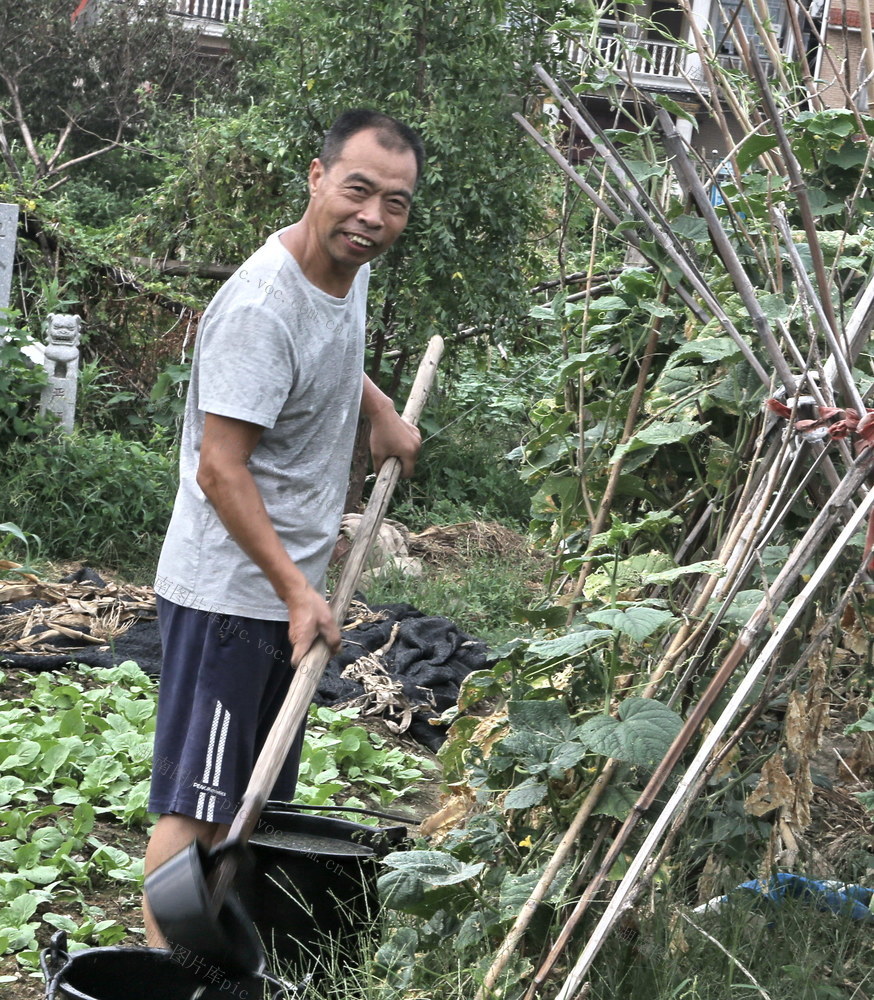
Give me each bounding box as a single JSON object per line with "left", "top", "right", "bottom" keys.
{"left": 144, "top": 109, "right": 424, "bottom": 945}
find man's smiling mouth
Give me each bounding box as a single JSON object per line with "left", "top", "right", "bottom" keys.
{"left": 347, "top": 233, "right": 376, "bottom": 248}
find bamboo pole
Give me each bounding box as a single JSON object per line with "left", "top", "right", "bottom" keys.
{"left": 651, "top": 105, "right": 796, "bottom": 393}
{"left": 747, "top": 47, "right": 842, "bottom": 342}
{"left": 525, "top": 447, "right": 874, "bottom": 997}
{"left": 857, "top": 0, "right": 874, "bottom": 109}
{"left": 477, "top": 414, "right": 791, "bottom": 999}
{"left": 512, "top": 111, "right": 772, "bottom": 387}
{"left": 785, "top": 0, "right": 825, "bottom": 111}
{"left": 547, "top": 463, "right": 874, "bottom": 1000}
{"left": 769, "top": 207, "right": 865, "bottom": 413}
{"left": 825, "top": 270, "right": 874, "bottom": 391}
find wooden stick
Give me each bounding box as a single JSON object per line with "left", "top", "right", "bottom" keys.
{"left": 207, "top": 335, "right": 444, "bottom": 907}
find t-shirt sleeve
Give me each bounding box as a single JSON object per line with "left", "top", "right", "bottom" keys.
{"left": 195, "top": 302, "right": 296, "bottom": 429}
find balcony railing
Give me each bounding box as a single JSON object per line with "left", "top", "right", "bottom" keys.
{"left": 169, "top": 0, "right": 249, "bottom": 22}
{"left": 591, "top": 31, "right": 684, "bottom": 78}
{"left": 568, "top": 24, "right": 777, "bottom": 87}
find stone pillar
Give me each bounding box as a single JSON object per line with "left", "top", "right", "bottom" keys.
{"left": 40, "top": 314, "right": 81, "bottom": 433}
{"left": 0, "top": 203, "right": 19, "bottom": 332}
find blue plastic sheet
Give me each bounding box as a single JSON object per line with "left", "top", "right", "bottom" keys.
{"left": 695, "top": 873, "right": 873, "bottom": 922}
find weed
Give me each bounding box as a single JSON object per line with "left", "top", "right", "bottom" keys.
{"left": 0, "top": 522, "right": 41, "bottom": 576}
{"left": 0, "top": 430, "right": 178, "bottom": 571}
{"left": 360, "top": 548, "right": 542, "bottom": 647}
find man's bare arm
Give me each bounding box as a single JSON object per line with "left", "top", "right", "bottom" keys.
{"left": 361, "top": 374, "right": 421, "bottom": 477}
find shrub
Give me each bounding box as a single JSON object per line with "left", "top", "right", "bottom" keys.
{"left": 0, "top": 430, "right": 177, "bottom": 569}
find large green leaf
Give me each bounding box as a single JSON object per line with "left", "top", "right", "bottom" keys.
{"left": 507, "top": 700, "right": 579, "bottom": 740}
{"left": 374, "top": 927, "right": 418, "bottom": 989}
{"left": 671, "top": 337, "right": 740, "bottom": 363}
{"left": 378, "top": 851, "right": 484, "bottom": 916}
{"left": 583, "top": 551, "right": 676, "bottom": 600}
{"left": 593, "top": 782, "right": 638, "bottom": 820}
{"left": 579, "top": 698, "right": 683, "bottom": 767}
{"left": 499, "top": 701, "right": 591, "bottom": 784}
{"left": 612, "top": 420, "right": 709, "bottom": 464}
{"left": 504, "top": 779, "right": 548, "bottom": 810}
{"left": 671, "top": 214, "right": 710, "bottom": 243}
{"left": 644, "top": 560, "right": 725, "bottom": 583}
{"left": 586, "top": 606, "right": 675, "bottom": 642}
{"left": 736, "top": 132, "right": 779, "bottom": 172}
{"left": 525, "top": 629, "right": 613, "bottom": 662}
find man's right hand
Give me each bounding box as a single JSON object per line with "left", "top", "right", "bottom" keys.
{"left": 284, "top": 579, "right": 342, "bottom": 667}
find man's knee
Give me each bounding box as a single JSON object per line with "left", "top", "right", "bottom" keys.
{"left": 145, "top": 813, "right": 228, "bottom": 873}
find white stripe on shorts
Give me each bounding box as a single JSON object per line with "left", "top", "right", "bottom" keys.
{"left": 196, "top": 700, "right": 230, "bottom": 821}
{"left": 202, "top": 700, "right": 224, "bottom": 785}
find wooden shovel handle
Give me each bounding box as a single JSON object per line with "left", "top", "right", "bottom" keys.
{"left": 224, "top": 335, "right": 444, "bottom": 849}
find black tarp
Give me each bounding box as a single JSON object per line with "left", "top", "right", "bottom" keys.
{"left": 1, "top": 574, "right": 492, "bottom": 749}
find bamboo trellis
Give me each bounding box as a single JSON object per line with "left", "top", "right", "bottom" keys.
{"left": 473, "top": 7, "right": 874, "bottom": 997}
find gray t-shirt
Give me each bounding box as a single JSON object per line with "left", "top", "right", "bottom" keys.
{"left": 155, "top": 228, "right": 368, "bottom": 620}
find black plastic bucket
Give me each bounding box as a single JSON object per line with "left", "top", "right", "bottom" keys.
{"left": 41, "top": 931, "right": 293, "bottom": 1000}
{"left": 240, "top": 804, "right": 406, "bottom": 974}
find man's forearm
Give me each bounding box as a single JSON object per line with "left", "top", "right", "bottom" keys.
{"left": 361, "top": 373, "right": 396, "bottom": 419}
{"left": 361, "top": 374, "right": 421, "bottom": 477}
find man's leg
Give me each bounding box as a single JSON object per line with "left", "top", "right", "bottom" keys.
{"left": 143, "top": 813, "right": 229, "bottom": 947}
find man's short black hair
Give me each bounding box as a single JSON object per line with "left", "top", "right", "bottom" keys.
{"left": 320, "top": 109, "right": 425, "bottom": 183}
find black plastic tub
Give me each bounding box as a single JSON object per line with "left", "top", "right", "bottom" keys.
{"left": 41, "top": 930, "right": 294, "bottom": 1000}
{"left": 240, "top": 804, "right": 406, "bottom": 974}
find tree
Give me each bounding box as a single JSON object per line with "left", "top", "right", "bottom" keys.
{"left": 0, "top": 0, "right": 215, "bottom": 197}
{"left": 131, "top": 0, "right": 562, "bottom": 502}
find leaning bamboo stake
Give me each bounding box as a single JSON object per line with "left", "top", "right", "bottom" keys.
{"left": 747, "top": 47, "right": 842, "bottom": 341}
{"left": 512, "top": 110, "right": 772, "bottom": 387}
{"left": 605, "top": 556, "right": 871, "bottom": 978}
{"left": 528, "top": 68, "right": 782, "bottom": 389}
{"left": 477, "top": 411, "right": 785, "bottom": 998}
{"left": 784, "top": 0, "right": 825, "bottom": 111}
{"left": 545, "top": 463, "right": 874, "bottom": 1000}
{"left": 539, "top": 66, "right": 798, "bottom": 397}
{"left": 772, "top": 209, "right": 866, "bottom": 413}
{"left": 826, "top": 270, "right": 874, "bottom": 386}
{"left": 473, "top": 761, "right": 620, "bottom": 1000}
{"left": 484, "top": 425, "right": 795, "bottom": 999}
{"left": 857, "top": 0, "right": 874, "bottom": 109}
{"left": 526, "top": 447, "right": 874, "bottom": 997}
{"left": 653, "top": 105, "right": 855, "bottom": 411}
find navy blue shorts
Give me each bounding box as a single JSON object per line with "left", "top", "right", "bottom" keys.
{"left": 149, "top": 596, "right": 305, "bottom": 825}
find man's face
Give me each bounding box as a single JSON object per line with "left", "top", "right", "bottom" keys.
{"left": 306, "top": 128, "right": 418, "bottom": 277}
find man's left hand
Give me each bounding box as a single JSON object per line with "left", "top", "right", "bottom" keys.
{"left": 369, "top": 406, "right": 421, "bottom": 478}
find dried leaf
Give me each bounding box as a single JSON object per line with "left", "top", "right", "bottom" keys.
{"left": 0, "top": 582, "right": 36, "bottom": 602}
{"left": 419, "top": 792, "right": 475, "bottom": 843}
{"left": 745, "top": 754, "right": 795, "bottom": 817}
{"left": 789, "top": 763, "right": 813, "bottom": 830}
{"left": 784, "top": 691, "right": 807, "bottom": 756}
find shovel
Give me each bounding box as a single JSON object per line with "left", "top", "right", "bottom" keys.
{"left": 145, "top": 336, "right": 444, "bottom": 973}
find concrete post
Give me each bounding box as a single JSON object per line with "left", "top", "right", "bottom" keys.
{"left": 40, "top": 314, "right": 81, "bottom": 433}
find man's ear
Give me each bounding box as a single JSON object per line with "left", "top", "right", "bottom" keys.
{"left": 308, "top": 158, "right": 324, "bottom": 197}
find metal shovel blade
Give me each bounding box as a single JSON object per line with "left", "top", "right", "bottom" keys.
{"left": 144, "top": 839, "right": 264, "bottom": 975}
